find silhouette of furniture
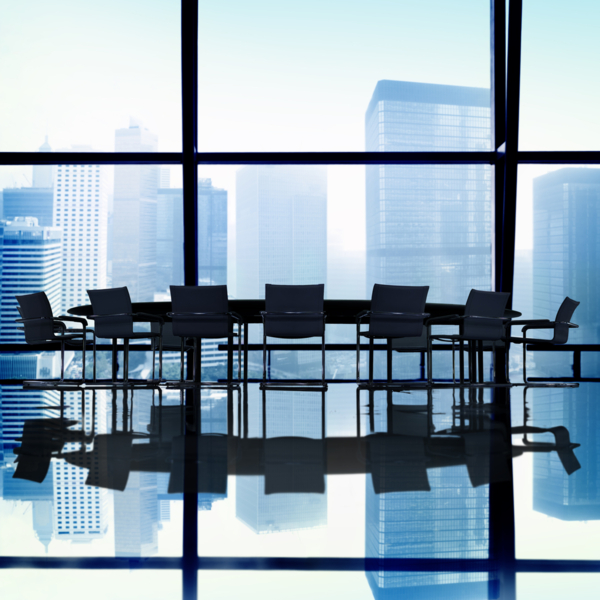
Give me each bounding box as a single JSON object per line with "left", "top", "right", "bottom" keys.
{"left": 260, "top": 284, "right": 327, "bottom": 389}
{"left": 87, "top": 286, "right": 163, "bottom": 384}
{"left": 16, "top": 291, "right": 95, "bottom": 383}
{"left": 506, "top": 296, "right": 580, "bottom": 383}
{"left": 167, "top": 285, "right": 243, "bottom": 387}
{"left": 356, "top": 284, "right": 429, "bottom": 387}
{"left": 427, "top": 290, "right": 511, "bottom": 384}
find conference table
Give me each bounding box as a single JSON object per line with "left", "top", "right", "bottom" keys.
{"left": 70, "top": 299, "right": 520, "bottom": 383}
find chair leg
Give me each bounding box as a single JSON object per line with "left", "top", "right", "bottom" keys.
{"left": 523, "top": 342, "right": 528, "bottom": 383}
{"left": 491, "top": 341, "right": 496, "bottom": 381}
{"left": 451, "top": 339, "right": 456, "bottom": 384}
{"left": 60, "top": 340, "right": 65, "bottom": 381}
{"left": 180, "top": 338, "right": 185, "bottom": 382}
{"left": 262, "top": 328, "right": 267, "bottom": 383}
{"left": 356, "top": 326, "right": 361, "bottom": 383}
{"left": 227, "top": 334, "right": 233, "bottom": 384}
{"left": 322, "top": 334, "right": 326, "bottom": 386}
{"left": 82, "top": 335, "right": 86, "bottom": 381}
{"left": 92, "top": 336, "right": 97, "bottom": 382}
{"left": 387, "top": 338, "right": 392, "bottom": 384}
{"left": 427, "top": 327, "right": 433, "bottom": 383}
{"left": 238, "top": 330, "right": 242, "bottom": 383}
{"left": 123, "top": 339, "right": 129, "bottom": 383}
{"left": 459, "top": 340, "right": 465, "bottom": 384}
{"left": 478, "top": 340, "right": 484, "bottom": 383}
{"left": 368, "top": 337, "right": 374, "bottom": 385}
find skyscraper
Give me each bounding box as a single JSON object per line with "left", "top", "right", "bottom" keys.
{"left": 112, "top": 119, "right": 159, "bottom": 302}
{"left": 32, "top": 136, "right": 53, "bottom": 188}
{"left": 365, "top": 80, "right": 491, "bottom": 303}
{"left": 0, "top": 217, "right": 61, "bottom": 343}
{"left": 532, "top": 168, "right": 600, "bottom": 345}
{"left": 198, "top": 178, "right": 227, "bottom": 286}
{"left": 53, "top": 156, "right": 108, "bottom": 313}
{"left": 156, "top": 187, "right": 184, "bottom": 296}
{"left": 236, "top": 166, "right": 327, "bottom": 299}
{"left": 3, "top": 187, "right": 54, "bottom": 227}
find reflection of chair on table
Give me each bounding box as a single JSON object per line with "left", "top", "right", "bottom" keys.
{"left": 168, "top": 433, "right": 229, "bottom": 494}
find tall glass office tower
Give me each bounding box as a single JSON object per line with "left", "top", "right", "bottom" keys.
{"left": 365, "top": 80, "right": 491, "bottom": 303}
{"left": 236, "top": 166, "right": 327, "bottom": 299}
{"left": 112, "top": 119, "right": 159, "bottom": 302}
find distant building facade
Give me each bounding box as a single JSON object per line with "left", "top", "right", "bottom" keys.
{"left": 236, "top": 165, "right": 327, "bottom": 299}
{"left": 53, "top": 157, "right": 108, "bottom": 313}
{"left": 112, "top": 119, "right": 159, "bottom": 302}
{"left": 0, "top": 217, "right": 61, "bottom": 343}
{"left": 365, "top": 80, "right": 491, "bottom": 303}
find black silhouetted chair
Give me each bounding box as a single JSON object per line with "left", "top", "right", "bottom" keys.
{"left": 87, "top": 287, "right": 163, "bottom": 384}
{"left": 507, "top": 297, "right": 580, "bottom": 383}
{"left": 356, "top": 284, "right": 430, "bottom": 386}
{"left": 427, "top": 290, "right": 510, "bottom": 384}
{"left": 167, "top": 285, "right": 243, "bottom": 386}
{"left": 16, "top": 291, "right": 95, "bottom": 382}
{"left": 261, "top": 284, "right": 326, "bottom": 389}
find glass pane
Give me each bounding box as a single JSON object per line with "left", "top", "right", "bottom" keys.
{"left": 0, "top": 165, "right": 183, "bottom": 351}
{"left": 520, "top": 0, "right": 600, "bottom": 150}
{"left": 0, "top": 0, "right": 181, "bottom": 152}
{"left": 198, "top": 385, "right": 493, "bottom": 559}
{"left": 198, "top": 0, "right": 491, "bottom": 152}
{"left": 197, "top": 570, "right": 495, "bottom": 599}
{"left": 512, "top": 384, "right": 600, "bottom": 561}
{"left": 0, "top": 388, "right": 183, "bottom": 557}
{"left": 199, "top": 164, "right": 492, "bottom": 304}
{"left": 517, "top": 574, "right": 600, "bottom": 600}
{"left": 513, "top": 165, "right": 600, "bottom": 380}
{"left": 0, "top": 570, "right": 181, "bottom": 600}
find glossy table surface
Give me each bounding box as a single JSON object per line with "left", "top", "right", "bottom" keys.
{"left": 69, "top": 299, "right": 521, "bottom": 323}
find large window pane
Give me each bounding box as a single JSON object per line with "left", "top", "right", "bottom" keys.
{"left": 198, "top": 0, "right": 490, "bottom": 152}
{"left": 0, "top": 164, "right": 183, "bottom": 352}
{"left": 0, "top": 388, "right": 183, "bottom": 558}
{"left": 520, "top": 0, "right": 600, "bottom": 150}
{"left": 0, "top": 0, "right": 181, "bottom": 152}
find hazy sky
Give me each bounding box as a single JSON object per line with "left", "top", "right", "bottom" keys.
{"left": 1, "top": 0, "right": 599, "bottom": 250}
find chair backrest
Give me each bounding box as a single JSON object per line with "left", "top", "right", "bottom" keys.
{"left": 264, "top": 284, "right": 325, "bottom": 339}
{"left": 16, "top": 292, "right": 55, "bottom": 343}
{"left": 87, "top": 287, "right": 134, "bottom": 339}
{"left": 552, "top": 296, "right": 580, "bottom": 344}
{"left": 169, "top": 285, "right": 229, "bottom": 339}
{"left": 463, "top": 289, "right": 510, "bottom": 341}
{"left": 369, "top": 284, "right": 429, "bottom": 338}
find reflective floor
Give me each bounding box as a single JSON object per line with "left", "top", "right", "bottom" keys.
{"left": 1, "top": 375, "right": 599, "bottom": 599}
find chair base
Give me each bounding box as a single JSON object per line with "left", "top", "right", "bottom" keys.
{"left": 357, "top": 379, "right": 430, "bottom": 390}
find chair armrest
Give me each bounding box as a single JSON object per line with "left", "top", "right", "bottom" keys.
{"left": 228, "top": 311, "right": 244, "bottom": 322}
{"left": 167, "top": 311, "right": 229, "bottom": 317}
{"left": 510, "top": 319, "right": 551, "bottom": 326}
{"left": 426, "top": 314, "right": 460, "bottom": 325}
{"left": 371, "top": 311, "right": 430, "bottom": 318}
{"left": 134, "top": 312, "right": 164, "bottom": 324}
{"left": 57, "top": 315, "right": 89, "bottom": 327}
{"left": 88, "top": 312, "right": 134, "bottom": 319}
{"left": 260, "top": 311, "right": 326, "bottom": 316}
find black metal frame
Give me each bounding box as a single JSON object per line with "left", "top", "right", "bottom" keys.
{"left": 3, "top": 0, "right": 600, "bottom": 598}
